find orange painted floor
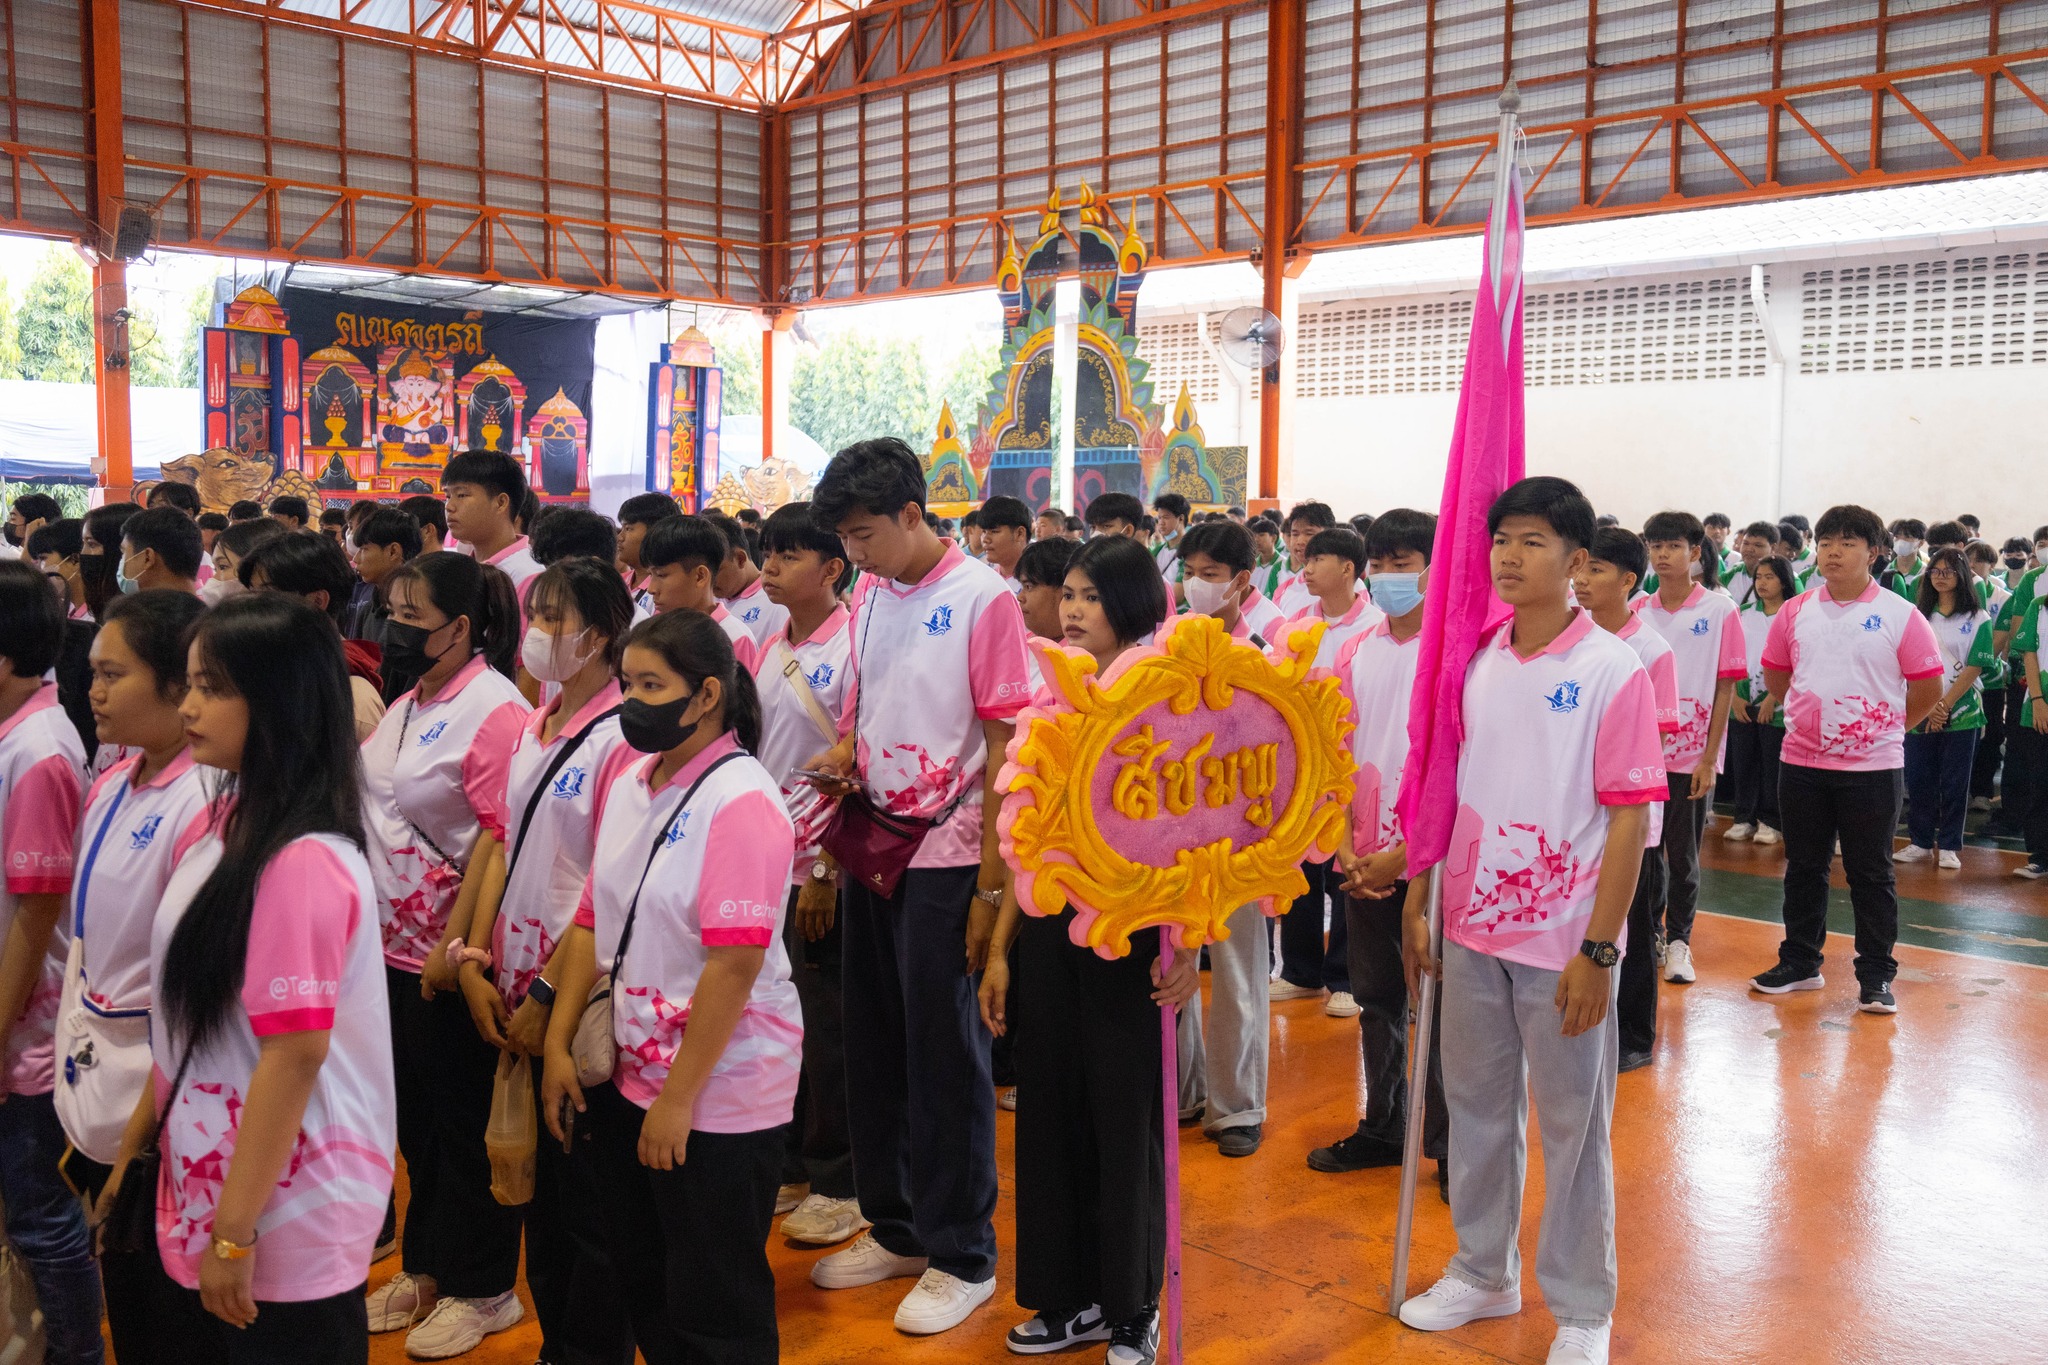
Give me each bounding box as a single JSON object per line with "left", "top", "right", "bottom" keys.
{"left": 369, "top": 836, "right": 2048, "bottom": 1365}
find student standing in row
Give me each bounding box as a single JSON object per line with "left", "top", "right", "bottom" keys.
{"left": 105, "top": 592, "right": 395, "bottom": 1361}
{"left": 541, "top": 610, "right": 801, "bottom": 1365}
{"left": 1150, "top": 494, "right": 1190, "bottom": 584}
{"left": 0, "top": 561, "right": 103, "bottom": 1365}
{"left": 1275, "top": 502, "right": 1337, "bottom": 617}
{"left": 360, "top": 553, "right": 531, "bottom": 1359}
{"left": 1723, "top": 557, "right": 1798, "bottom": 847}
{"left": 708, "top": 511, "right": 788, "bottom": 652}
{"left": 980, "top": 534, "right": 1199, "bottom": 1365}
{"left": 979, "top": 496, "right": 1034, "bottom": 594}
{"left": 640, "top": 516, "right": 763, "bottom": 674}
{"left": 617, "top": 493, "right": 683, "bottom": 622}
{"left": 1896, "top": 549, "right": 1996, "bottom": 869}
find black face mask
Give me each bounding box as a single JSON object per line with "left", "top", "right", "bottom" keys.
{"left": 2008, "top": 556, "right": 2030, "bottom": 571}
{"left": 620, "top": 692, "right": 698, "bottom": 754}
{"left": 381, "top": 619, "right": 457, "bottom": 676}
{"left": 1, "top": 525, "right": 19, "bottom": 548}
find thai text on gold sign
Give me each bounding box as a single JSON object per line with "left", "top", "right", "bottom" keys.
{"left": 1109, "top": 725, "right": 1280, "bottom": 826}
{"left": 334, "top": 314, "right": 486, "bottom": 356}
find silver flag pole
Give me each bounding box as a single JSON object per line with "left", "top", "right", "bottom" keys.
{"left": 1387, "top": 869, "right": 1441, "bottom": 1312}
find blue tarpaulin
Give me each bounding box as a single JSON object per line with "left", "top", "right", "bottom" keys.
{"left": 0, "top": 380, "right": 195, "bottom": 484}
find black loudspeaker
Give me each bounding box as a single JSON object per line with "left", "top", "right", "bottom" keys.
{"left": 112, "top": 205, "right": 154, "bottom": 260}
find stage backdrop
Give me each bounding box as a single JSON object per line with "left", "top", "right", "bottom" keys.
{"left": 275, "top": 287, "right": 598, "bottom": 501}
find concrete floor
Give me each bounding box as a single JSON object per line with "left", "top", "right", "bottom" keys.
{"left": 368, "top": 833, "right": 2048, "bottom": 1365}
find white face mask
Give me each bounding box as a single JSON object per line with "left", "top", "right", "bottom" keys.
{"left": 1894, "top": 539, "right": 1920, "bottom": 560}
{"left": 520, "top": 626, "right": 596, "bottom": 683}
{"left": 1182, "top": 574, "right": 1241, "bottom": 618}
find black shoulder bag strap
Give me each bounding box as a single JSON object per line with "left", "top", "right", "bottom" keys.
{"left": 503, "top": 706, "right": 624, "bottom": 885}
{"left": 608, "top": 751, "right": 748, "bottom": 1013}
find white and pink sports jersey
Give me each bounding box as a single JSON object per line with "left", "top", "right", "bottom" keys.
{"left": 1273, "top": 570, "right": 1314, "bottom": 618}
{"left": 1761, "top": 579, "right": 1944, "bottom": 772}
{"left": 752, "top": 608, "right": 854, "bottom": 884}
{"left": 845, "top": 545, "right": 1031, "bottom": 870}
{"left": 708, "top": 601, "right": 762, "bottom": 677}
{"left": 1606, "top": 612, "right": 1679, "bottom": 849}
{"left": 491, "top": 684, "right": 636, "bottom": 1009}
{"left": 361, "top": 653, "right": 529, "bottom": 971}
{"left": 150, "top": 834, "right": 395, "bottom": 1303}
{"left": 56, "top": 749, "right": 216, "bottom": 1161}
{"left": 1443, "top": 611, "right": 1666, "bottom": 972}
{"left": 1231, "top": 587, "right": 1287, "bottom": 646}
{"left": 1287, "top": 593, "right": 1386, "bottom": 669}
{"left": 1632, "top": 584, "right": 1746, "bottom": 775}
{"left": 483, "top": 535, "right": 543, "bottom": 632}
{"left": 1334, "top": 622, "right": 1422, "bottom": 855}
{"left": 0, "top": 684, "right": 83, "bottom": 1097}
{"left": 723, "top": 577, "right": 791, "bottom": 652}
{"left": 575, "top": 734, "right": 800, "bottom": 1131}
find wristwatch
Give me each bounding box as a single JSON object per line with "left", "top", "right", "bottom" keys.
{"left": 973, "top": 886, "right": 1003, "bottom": 908}
{"left": 810, "top": 860, "right": 834, "bottom": 883}
{"left": 1580, "top": 939, "right": 1620, "bottom": 969}
{"left": 211, "top": 1232, "right": 255, "bottom": 1261}
{"left": 526, "top": 977, "right": 557, "bottom": 1008}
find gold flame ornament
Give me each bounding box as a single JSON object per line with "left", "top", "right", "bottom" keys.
{"left": 997, "top": 613, "right": 1356, "bottom": 960}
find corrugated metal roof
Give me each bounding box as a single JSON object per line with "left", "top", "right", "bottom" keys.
{"left": 278, "top": 264, "right": 658, "bottom": 317}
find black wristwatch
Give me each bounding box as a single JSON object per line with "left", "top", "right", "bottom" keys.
{"left": 526, "top": 977, "right": 558, "bottom": 1008}
{"left": 1580, "top": 940, "right": 1620, "bottom": 969}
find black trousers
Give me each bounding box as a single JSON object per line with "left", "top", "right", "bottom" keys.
{"left": 1994, "top": 685, "right": 2033, "bottom": 830}
{"left": 1726, "top": 719, "right": 1784, "bottom": 828}
{"left": 1011, "top": 914, "right": 1165, "bottom": 1324}
{"left": 1279, "top": 858, "right": 1350, "bottom": 991}
{"left": 154, "top": 1277, "right": 369, "bottom": 1365}
{"left": 1617, "top": 846, "right": 1667, "bottom": 1055}
{"left": 841, "top": 865, "right": 998, "bottom": 1283}
{"left": 385, "top": 965, "right": 522, "bottom": 1297}
{"left": 2016, "top": 726, "right": 2048, "bottom": 864}
{"left": 67, "top": 1153, "right": 182, "bottom": 1365}
{"left": 1774, "top": 763, "right": 1905, "bottom": 987}
{"left": 1343, "top": 885, "right": 1446, "bottom": 1160}
{"left": 585, "top": 1084, "right": 780, "bottom": 1365}
{"left": 779, "top": 885, "right": 854, "bottom": 1199}
{"left": 1658, "top": 771, "right": 1709, "bottom": 944}
{"left": 1974, "top": 685, "right": 2009, "bottom": 799}
{"left": 523, "top": 1057, "right": 634, "bottom": 1365}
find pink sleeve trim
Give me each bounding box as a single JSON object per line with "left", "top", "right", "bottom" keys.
{"left": 1903, "top": 666, "right": 1945, "bottom": 681}
{"left": 251, "top": 1008, "right": 335, "bottom": 1037}
{"left": 701, "top": 928, "right": 773, "bottom": 948}
{"left": 462, "top": 701, "right": 531, "bottom": 840}
{"left": 572, "top": 872, "right": 596, "bottom": 930}
{"left": 5, "top": 876, "right": 67, "bottom": 895}
{"left": 1599, "top": 787, "right": 1666, "bottom": 806}
{"left": 3, "top": 753, "right": 81, "bottom": 892}
{"left": 967, "top": 592, "right": 1032, "bottom": 721}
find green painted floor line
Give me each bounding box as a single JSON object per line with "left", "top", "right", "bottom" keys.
{"left": 1699, "top": 865, "right": 2048, "bottom": 970}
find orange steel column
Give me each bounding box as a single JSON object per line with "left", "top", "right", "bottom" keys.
{"left": 88, "top": 0, "right": 132, "bottom": 499}
{"left": 1256, "top": 0, "right": 1305, "bottom": 503}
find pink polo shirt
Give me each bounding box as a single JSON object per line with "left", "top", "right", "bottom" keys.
{"left": 1288, "top": 594, "right": 1385, "bottom": 669}
{"left": 1335, "top": 621, "right": 1421, "bottom": 855}
{"left": 1606, "top": 612, "right": 1679, "bottom": 848}
{"left": 722, "top": 577, "right": 791, "bottom": 652}
{"left": 1761, "top": 579, "right": 1944, "bottom": 772}
{"left": 1632, "top": 584, "right": 1746, "bottom": 775}
{"left": 1444, "top": 611, "right": 1666, "bottom": 970}
{"left": 0, "top": 684, "right": 84, "bottom": 1096}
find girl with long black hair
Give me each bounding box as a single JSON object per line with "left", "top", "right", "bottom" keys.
{"left": 80, "top": 503, "right": 140, "bottom": 624}
{"left": 357, "top": 551, "right": 531, "bottom": 1356}
{"left": 101, "top": 592, "right": 395, "bottom": 1360}
{"left": 540, "top": 609, "right": 801, "bottom": 1365}
{"left": 1899, "top": 548, "right": 1997, "bottom": 868}
{"left": 1725, "top": 555, "right": 1799, "bottom": 848}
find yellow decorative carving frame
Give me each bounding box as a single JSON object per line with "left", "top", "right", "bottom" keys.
{"left": 997, "top": 613, "right": 1356, "bottom": 960}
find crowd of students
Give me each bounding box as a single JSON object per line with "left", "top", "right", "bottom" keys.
{"left": 0, "top": 445, "right": 2039, "bottom": 1365}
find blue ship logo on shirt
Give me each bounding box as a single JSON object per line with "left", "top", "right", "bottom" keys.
{"left": 1861, "top": 613, "right": 1884, "bottom": 632}
{"left": 741, "top": 606, "right": 762, "bottom": 624}
{"left": 416, "top": 721, "right": 448, "bottom": 746}
{"left": 664, "top": 812, "right": 692, "bottom": 848}
{"left": 922, "top": 605, "right": 954, "bottom": 636}
{"left": 1546, "top": 680, "right": 1583, "bottom": 714}
{"left": 1689, "top": 617, "right": 1711, "bottom": 636}
{"left": 807, "top": 663, "right": 835, "bottom": 689}
{"left": 128, "top": 813, "right": 163, "bottom": 852}
{"left": 552, "top": 767, "right": 587, "bottom": 800}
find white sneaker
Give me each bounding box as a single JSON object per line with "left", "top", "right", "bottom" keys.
{"left": 1324, "top": 990, "right": 1362, "bottom": 1018}
{"left": 776, "top": 1181, "right": 809, "bottom": 1214}
{"left": 1547, "top": 1321, "right": 1612, "bottom": 1364}
{"left": 781, "top": 1193, "right": 870, "bottom": 1246}
{"left": 998, "top": 1087, "right": 1018, "bottom": 1111}
{"left": 1893, "top": 843, "right": 1932, "bottom": 864}
{"left": 367, "top": 1271, "right": 435, "bottom": 1334}
{"left": 1268, "top": 979, "right": 1321, "bottom": 1001}
{"left": 1752, "top": 825, "right": 1782, "bottom": 846}
{"left": 1723, "top": 822, "right": 1755, "bottom": 841}
{"left": 1397, "top": 1275, "right": 1521, "bottom": 1331}
{"left": 893, "top": 1268, "right": 995, "bottom": 1335}
{"left": 404, "top": 1291, "right": 523, "bottom": 1360}
{"left": 810, "top": 1231, "right": 928, "bottom": 1289}
{"left": 1937, "top": 849, "right": 1962, "bottom": 870}
{"left": 1663, "top": 940, "right": 1696, "bottom": 984}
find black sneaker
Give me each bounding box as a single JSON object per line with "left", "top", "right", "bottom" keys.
{"left": 1105, "top": 1307, "right": 1159, "bottom": 1365}
{"left": 1750, "top": 963, "right": 1824, "bottom": 995}
{"left": 1005, "top": 1304, "right": 1108, "bottom": 1355}
{"left": 1215, "top": 1124, "right": 1262, "bottom": 1158}
{"left": 1618, "top": 1048, "right": 1653, "bottom": 1073}
{"left": 1857, "top": 981, "right": 1898, "bottom": 1014}
{"left": 1306, "top": 1124, "right": 1403, "bottom": 1173}
{"left": 1435, "top": 1160, "right": 1449, "bottom": 1204}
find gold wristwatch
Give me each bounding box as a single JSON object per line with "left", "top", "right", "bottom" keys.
{"left": 211, "top": 1232, "right": 256, "bottom": 1261}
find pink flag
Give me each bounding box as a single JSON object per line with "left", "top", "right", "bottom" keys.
{"left": 1394, "top": 105, "right": 1527, "bottom": 872}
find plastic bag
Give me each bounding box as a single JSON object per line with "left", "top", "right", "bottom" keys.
{"left": 486, "top": 1052, "right": 537, "bottom": 1207}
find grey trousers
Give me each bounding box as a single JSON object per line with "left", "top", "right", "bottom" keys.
{"left": 1439, "top": 940, "right": 1618, "bottom": 1328}
{"left": 1174, "top": 903, "right": 1270, "bottom": 1134}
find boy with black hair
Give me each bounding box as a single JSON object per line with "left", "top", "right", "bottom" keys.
{"left": 753, "top": 501, "right": 866, "bottom": 1249}
{"left": 442, "top": 449, "right": 540, "bottom": 602}
{"left": 146, "top": 481, "right": 201, "bottom": 518}
{"left": 1290, "top": 528, "right": 1381, "bottom": 668}
{"left": 1752, "top": 504, "right": 1943, "bottom": 1013}
{"left": 227, "top": 498, "right": 264, "bottom": 523}
{"left": 529, "top": 507, "right": 617, "bottom": 567}
{"left": 978, "top": 496, "right": 1033, "bottom": 591}
{"left": 1398, "top": 477, "right": 1661, "bottom": 1365}
{"left": 639, "top": 514, "right": 761, "bottom": 674}
{"left": 960, "top": 508, "right": 985, "bottom": 559}
{"left": 616, "top": 492, "right": 682, "bottom": 618}
{"left": 1250, "top": 517, "right": 1285, "bottom": 599}
{"left": 1309, "top": 507, "right": 1448, "bottom": 1185}
{"left": 117, "top": 506, "right": 204, "bottom": 594}
{"left": 1575, "top": 528, "right": 1681, "bottom": 1071}
{"left": 708, "top": 509, "right": 788, "bottom": 647}
{"left": 1702, "top": 512, "right": 1733, "bottom": 576}
{"left": 1151, "top": 493, "right": 1191, "bottom": 581}
{"left": 1776, "top": 521, "right": 1810, "bottom": 583}
{"left": 1727, "top": 520, "right": 1779, "bottom": 606}
{"left": 1015, "top": 537, "right": 1078, "bottom": 646}
{"left": 1062, "top": 516, "right": 1083, "bottom": 541}
{"left": 1636, "top": 509, "right": 1744, "bottom": 986}
{"left": 266, "top": 494, "right": 310, "bottom": 530}
{"left": 318, "top": 505, "right": 350, "bottom": 546}
{"left": 1179, "top": 521, "right": 1284, "bottom": 645}
{"left": 1034, "top": 506, "right": 1067, "bottom": 544}
{"left": 4, "top": 492, "right": 62, "bottom": 558}
{"left": 1277, "top": 501, "right": 1338, "bottom": 616}
{"left": 196, "top": 510, "right": 227, "bottom": 553}
{"left": 348, "top": 507, "right": 422, "bottom": 645}
{"left": 26, "top": 519, "right": 87, "bottom": 620}
{"left": 399, "top": 494, "right": 450, "bottom": 554}
{"left": 242, "top": 532, "right": 388, "bottom": 739}
{"left": 1884, "top": 518, "right": 1929, "bottom": 599}
{"left": 1083, "top": 493, "right": 1145, "bottom": 539}
{"left": 804, "top": 438, "right": 1028, "bottom": 1336}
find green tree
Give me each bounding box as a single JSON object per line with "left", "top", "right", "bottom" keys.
{"left": 17, "top": 247, "right": 94, "bottom": 384}
{"left": 175, "top": 284, "right": 213, "bottom": 388}
{"left": 788, "top": 333, "right": 934, "bottom": 458}
{"left": 929, "top": 342, "right": 1001, "bottom": 434}
{"left": 0, "top": 287, "right": 21, "bottom": 380}
{"left": 713, "top": 327, "right": 761, "bottom": 416}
